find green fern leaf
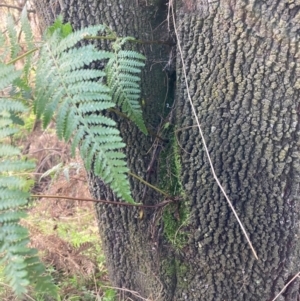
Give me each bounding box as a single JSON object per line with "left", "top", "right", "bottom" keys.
{"left": 55, "top": 100, "right": 70, "bottom": 139}
{"left": 0, "top": 64, "right": 22, "bottom": 90}
{"left": 0, "top": 62, "right": 57, "bottom": 297}
{"left": 0, "top": 161, "right": 34, "bottom": 172}
{"left": 34, "top": 25, "right": 135, "bottom": 203}
{"left": 0, "top": 128, "right": 18, "bottom": 139}
{"left": 0, "top": 98, "right": 27, "bottom": 112}
{"left": 53, "top": 24, "right": 108, "bottom": 54}
{"left": 0, "top": 144, "right": 21, "bottom": 156}
{"left": 0, "top": 176, "right": 27, "bottom": 189}
{"left": 47, "top": 15, "right": 72, "bottom": 38}
{"left": 63, "top": 69, "right": 106, "bottom": 83}
{"left": 71, "top": 127, "right": 85, "bottom": 156}
{"left": 20, "top": 7, "right": 35, "bottom": 86}
{"left": 6, "top": 15, "right": 21, "bottom": 60}
{"left": 0, "top": 211, "right": 27, "bottom": 223}
{"left": 0, "top": 31, "right": 8, "bottom": 61}
{"left": 106, "top": 50, "right": 147, "bottom": 134}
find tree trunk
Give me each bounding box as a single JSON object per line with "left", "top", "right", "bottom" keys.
{"left": 173, "top": 0, "right": 300, "bottom": 300}
{"left": 34, "top": 0, "right": 300, "bottom": 300}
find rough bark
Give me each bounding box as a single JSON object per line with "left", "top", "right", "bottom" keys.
{"left": 174, "top": 0, "right": 300, "bottom": 300}
{"left": 34, "top": 0, "right": 300, "bottom": 300}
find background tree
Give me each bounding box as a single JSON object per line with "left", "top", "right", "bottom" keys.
{"left": 33, "top": 0, "right": 300, "bottom": 300}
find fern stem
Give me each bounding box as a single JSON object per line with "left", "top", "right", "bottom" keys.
{"left": 31, "top": 194, "right": 174, "bottom": 208}
{"left": 7, "top": 47, "right": 39, "bottom": 65}
{"left": 128, "top": 171, "right": 169, "bottom": 197}
{"left": 85, "top": 35, "right": 175, "bottom": 46}
{"left": 108, "top": 108, "right": 168, "bottom": 143}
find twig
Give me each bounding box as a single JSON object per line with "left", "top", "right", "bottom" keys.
{"left": 0, "top": 4, "right": 35, "bottom": 13}
{"left": 128, "top": 171, "right": 169, "bottom": 197}
{"left": 7, "top": 47, "right": 39, "bottom": 65}
{"left": 102, "top": 285, "right": 156, "bottom": 301}
{"left": 271, "top": 271, "right": 300, "bottom": 301}
{"left": 31, "top": 194, "right": 175, "bottom": 209}
{"left": 170, "top": 1, "right": 258, "bottom": 260}
{"left": 85, "top": 35, "right": 175, "bottom": 46}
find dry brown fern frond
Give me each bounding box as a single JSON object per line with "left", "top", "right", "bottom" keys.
{"left": 74, "top": 242, "right": 93, "bottom": 255}
{"left": 32, "top": 233, "right": 96, "bottom": 277}
{"left": 22, "top": 221, "right": 97, "bottom": 278}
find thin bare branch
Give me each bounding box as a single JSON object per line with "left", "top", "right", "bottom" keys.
{"left": 0, "top": 4, "right": 35, "bottom": 13}
{"left": 102, "top": 285, "right": 157, "bottom": 301}
{"left": 271, "top": 271, "right": 300, "bottom": 301}
{"left": 31, "top": 194, "right": 177, "bottom": 209}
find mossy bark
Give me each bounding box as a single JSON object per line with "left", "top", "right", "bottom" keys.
{"left": 34, "top": 0, "right": 300, "bottom": 300}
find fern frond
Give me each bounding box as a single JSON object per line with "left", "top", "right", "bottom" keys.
{"left": 0, "top": 127, "right": 18, "bottom": 139}
{"left": 0, "top": 211, "right": 27, "bottom": 223}
{"left": 63, "top": 69, "right": 106, "bottom": 83}
{"left": 0, "top": 160, "right": 34, "bottom": 172}
{"left": 0, "top": 144, "right": 21, "bottom": 156}
{"left": 0, "top": 64, "right": 21, "bottom": 90}
{"left": 6, "top": 15, "right": 21, "bottom": 60}
{"left": 106, "top": 50, "right": 147, "bottom": 134}
{"left": 0, "top": 64, "right": 57, "bottom": 296}
{"left": 52, "top": 24, "right": 108, "bottom": 54}
{"left": 21, "top": 8, "right": 34, "bottom": 50}
{"left": 0, "top": 31, "right": 8, "bottom": 61}
{"left": 0, "top": 98, "right": 27, "bottom": 112}
{"left": 34, "top": 26, "right": 135, "bottom": 203}
{"left": 20, "top": 7, "right": 35, "bottom": 87}
{"left": 0, "top": 176, "right": 27, "bottom": 189}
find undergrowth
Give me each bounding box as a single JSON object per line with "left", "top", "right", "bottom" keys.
{"left": 0, "top": 130, "right": 115, "bottom": 300}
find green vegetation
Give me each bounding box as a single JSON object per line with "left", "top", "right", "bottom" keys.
{"left": 159, "top": 128, "right": 190, "bottom": 249}
{"left": 0, "top": 193, "right": 116, "bottom": 300}
{"left": 0, "top": 67, "right": 57, "bottom": 296}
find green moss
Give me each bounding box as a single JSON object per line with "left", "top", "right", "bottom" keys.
{"left": 158, "top": 127, "right": 183, "bottom": 196}
{"left": 161, "top": 258, "right": 190, "bottom": 289}
{"left": 158, "top": 128, "right": 189, "bottom": 249}
{"left": 162, "top": 202, "right": 189, "bottom": 249}
{"left": 175, "top": 260, "right": 190, "bottom": 289}
{"left": 162, "top": 258, "right": 176, "bottom": 277}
